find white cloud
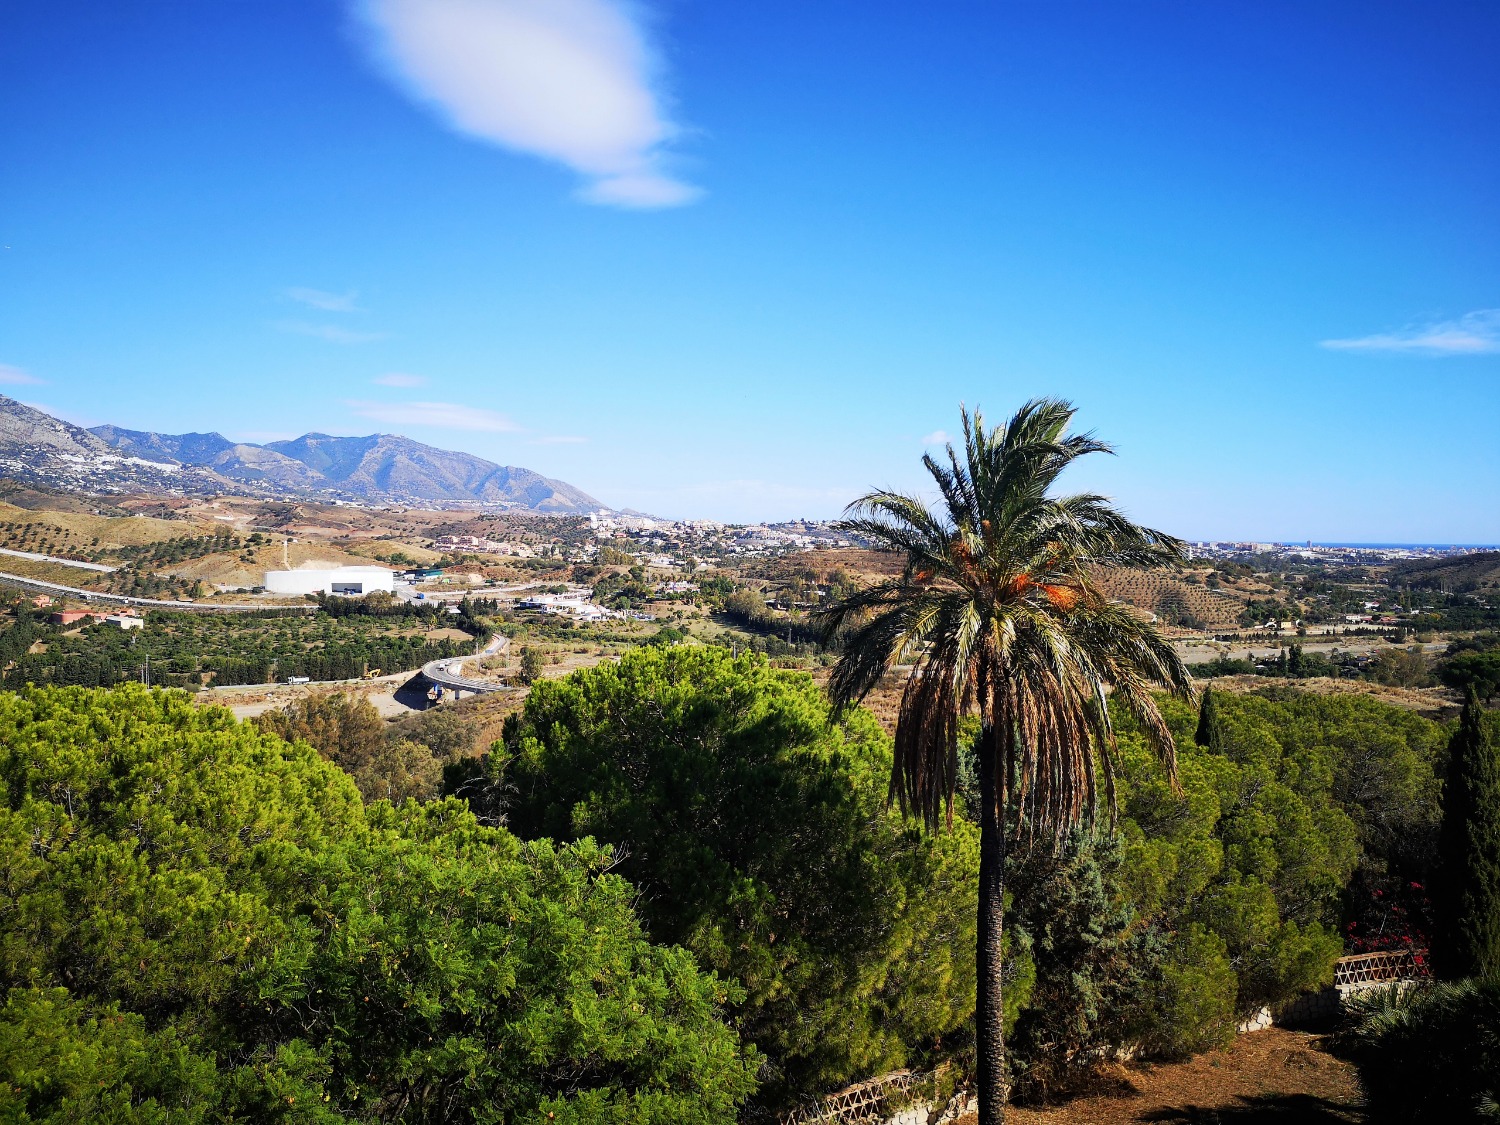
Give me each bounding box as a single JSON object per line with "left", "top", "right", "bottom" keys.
{"left": 528, "top": 434, "right": 588, "bottom": 445}
{"left": 373, "top": 372, "right": 428, "bottom": 387}
{"left": 1321, "top": 309, "right": 1500, "bottom": 356}
{"left": 275, "top": 321, "right": 389, "bottom": 344}
{"left": 347, "top": 399, "right": 521, "bottom": 432}
{"left": 922, "top": 430, "right": 952, "bottom": 446}
{"left": 0, "top": 363, "right": 44, "bottom": 386}
{"left": 288, "top": 287, "right": 363, "bottom": 312}
{"left": 352, "top": 0, "right": 700, "bottom": 208}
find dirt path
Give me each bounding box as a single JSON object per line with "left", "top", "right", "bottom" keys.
{"left": 966, "top": 1030, "right": 1363, "bottom": 1125}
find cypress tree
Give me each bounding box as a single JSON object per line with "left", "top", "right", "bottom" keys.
{"left": 1433, "top": 688, "right": 1500, "bottom": 980}
{"left": 1195, "top": 685, "right": 1224, "bottom": 751}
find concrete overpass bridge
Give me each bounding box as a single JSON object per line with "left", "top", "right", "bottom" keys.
{"left": 419, "top": 633, "right": 510, "bottom": 699}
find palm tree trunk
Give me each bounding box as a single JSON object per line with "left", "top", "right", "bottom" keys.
{"left": 975, "top": 720, "right": 1007, "bottom": 1124}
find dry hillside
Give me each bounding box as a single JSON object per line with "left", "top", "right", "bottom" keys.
{"left": 0, "top": 503, "right": 203, "bottom": 550}
{"left": 1390, "top": 550, "right": 1500, "bottom": 592}
{"left": 751, "top": 551, "right": 1244, "bottom": 632}
{"left": 164, "top": 540, "right": 376, "bottom": 588}
{"left": 1089, "top": 567, "right": 1246, "bottom": 630}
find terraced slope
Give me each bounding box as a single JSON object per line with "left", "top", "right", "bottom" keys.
{"left": 1089, "top": 567, "right": 1246, "bottom": 628}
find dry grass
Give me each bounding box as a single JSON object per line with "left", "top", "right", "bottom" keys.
{"left": 165, "top": 540, "right": 375, "bottom": 586}
{"left": 0, "top": 502, "right": 200, "bottom": 548}
{"left": 344, "top": 539, "right": 444, "bottom": 566}
{"left": 0, "top": 555, "right": 113, "bottom": 587}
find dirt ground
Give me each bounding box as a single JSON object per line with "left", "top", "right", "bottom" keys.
{"left": 957, "top": 1029, "right": 1363, "bottom": 1125}
{"left": 205, "top": 675, "right": 424, "bottom": 719}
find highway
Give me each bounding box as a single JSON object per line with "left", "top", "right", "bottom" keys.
{"left": 0, "top": 570, "right": 314, "bottom": 613}
{"left": 0, "top": 547, "right": 117, "bottom": 573}
{"left": 420, "top": 631, "right": 511, "bottom": 697}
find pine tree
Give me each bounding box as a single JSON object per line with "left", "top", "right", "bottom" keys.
{"left": 1433, "top": 689, "right": 1500, "bottom": 980}
{"left": 1195, "top": 685, "right": 1225, "bottom": 751}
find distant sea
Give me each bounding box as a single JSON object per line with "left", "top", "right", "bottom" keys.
{"left": 1310, "top": 543, "right": 1499, "bottom": 550}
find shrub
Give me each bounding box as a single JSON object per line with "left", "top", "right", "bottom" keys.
{"left": 1005, "top": 832, "right": 1161, "bottom": 1099}
{"left": 1433, "top": 697, "right": 1500, "bottom": 980}
{"left": 251, "top": 691, "right": 386, "bottom": 772}
{"left": 1138, "top": 924, "right": 1239, "bottom": 1058}
{"left": 1343, "top": 978, "right": 1500, "bottom": 1123}
{"left": 517, "top": 645, "right": 545, "bottom": 683}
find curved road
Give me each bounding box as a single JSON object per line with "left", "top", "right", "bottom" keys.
{"left": 420, "top": 632, "right": 511, "bottom": 697}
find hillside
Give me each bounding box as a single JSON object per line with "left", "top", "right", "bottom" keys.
{"left": 90, "top": 422, "right": 602, "bottom": 511}
{"left": 0, "top": 399, "right": 605, "bottom": 513}
{"left": 1389, "top": 550, "right": 1500, "bottom": 593}
{"left": 262, "top": 433, "right": 600, "bottom": 510}
{"left": 0, "top": 396, "right": 229, "bottom": 497}
{"left": 1089, "top": 567, "right": 1247, "bottom": 629}
{"left": 0, "top": 502, "right": 195, "bottom": 548}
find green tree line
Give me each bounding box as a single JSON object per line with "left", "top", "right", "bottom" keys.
{"left": 0, "top": 608, "right": 468, "bottom": 688}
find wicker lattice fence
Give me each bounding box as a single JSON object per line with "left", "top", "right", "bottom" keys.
{"left": 1332, "top": 948, "right": 1428, "bottom": 988}
{"left": 777, "top": 1063, "right": 969, "bottom": 1125}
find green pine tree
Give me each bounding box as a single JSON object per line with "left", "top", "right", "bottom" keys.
{"left": 1433, "top": 688, "right": 1500, "bottom": 980}
{"left": 1195, "top": 685, "right": 1224, "bottom": 751}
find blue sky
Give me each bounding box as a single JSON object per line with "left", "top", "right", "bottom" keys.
{"left": 1, "top": 1, "right": 1496, "bottom": 538}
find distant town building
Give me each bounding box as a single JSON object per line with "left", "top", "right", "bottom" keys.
{"left": 433, "top": 534, "right": 534, "bottom": 558}
{"left": 264, "top": 565, "right": 395, "bottom": 597}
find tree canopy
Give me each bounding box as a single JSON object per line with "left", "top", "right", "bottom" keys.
{"left": 0, "top": 684, "right": 756, "bottom": 1123}
{"left": 487, "top": 645, "right": 986, "bottom": 1108}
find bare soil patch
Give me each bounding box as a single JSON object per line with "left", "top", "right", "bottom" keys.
{"left": 960, "top": 1029, "right": 1363, "bottom": 1125}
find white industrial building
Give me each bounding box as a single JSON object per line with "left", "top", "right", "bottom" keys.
{"left": 264, "top": 565, "right": 395, "bottom": 597}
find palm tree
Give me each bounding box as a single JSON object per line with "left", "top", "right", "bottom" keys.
{"left": 816, "top": 399, "right": 1193, "bottom": 1123}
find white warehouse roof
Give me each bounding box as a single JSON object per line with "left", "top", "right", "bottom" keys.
{"left": 264, "top": 565, "right": 395, "bottom": 597}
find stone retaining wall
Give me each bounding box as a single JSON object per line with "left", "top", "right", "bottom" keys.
{"left": 1275, "top": 978, "right": 1408, "bottom": 1026}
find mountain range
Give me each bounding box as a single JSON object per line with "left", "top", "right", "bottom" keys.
{"left": 0, "top": 396, "right": 602, "bottom": 512}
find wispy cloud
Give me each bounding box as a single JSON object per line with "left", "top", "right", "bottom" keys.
{"left": 373, "top": 372, "right": 428, "bottom": 387}
{"left": 627, "top": 479, "right": 857, "bottom": 506}
{"left": 23, "top": 402, "right": 100, "bottom": 427}
{"left": 288, "top": 287, "right": 363, "bottom": 313}
{"left": 529, "top": 434, "right": 588, "bottom": 445}
{"left": 0, "top": 363, "right": 45, "bottom": 386}
{"left": 352, "top": 0, "right": 700, "bottom": 208}
{"left": 1321, "top": 309, "right": 1500, "bottom": 356}
{"left": 275, "top": 321, "right": 389, "bottom": 345}
{"left": 922, "top": 430, "right": 952, "bottom": 446}
{"left": 347, "top": 399, "right": 521, "bottom": 432}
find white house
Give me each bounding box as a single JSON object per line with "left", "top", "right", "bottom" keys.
{"left": 264, "top": 565, "right": 395, "bottom": 597}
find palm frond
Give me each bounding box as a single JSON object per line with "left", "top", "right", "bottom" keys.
{"left": 822, "top": 397, "right": 1192, "bottom": 834}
